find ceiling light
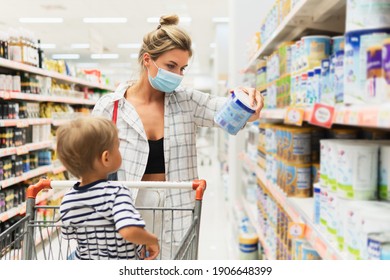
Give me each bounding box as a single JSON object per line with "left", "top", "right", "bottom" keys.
{"left": 71, "top": 43, "right": 90, "bottom": 49}
{"left": 130, "top": 53, "right": 138, "bottom": 59}
{"left": 91, "top": 53, "right": 119, "bottom": 59}
{"left": 117, "top": 43, "right": 141, "bottom": 49}
{"left": 147, "top": 16, "right": 192, "bottom": 23}
{"left": 210, "top": 43, "right": 217, "bottom": 48}
{"left": 76, "top": 63, "right": 99, "bottom": 68}
{"left": 40, "top": 43, "right": 56, "bottom": 49}
{"left": 83, "top": 18, "right": 127, "bottom": 23}
{"left": 19, "top": 17, "right": 63, "bottom": 23}
{"left": 212, "top": 17, "right": 230, "bottom": 23}
{"left": 52, "top": 54, "right": 80, "bottom": 60}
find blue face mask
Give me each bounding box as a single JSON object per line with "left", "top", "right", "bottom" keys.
{"left": 148, "top": 60, "right": 183, "bottom": 93}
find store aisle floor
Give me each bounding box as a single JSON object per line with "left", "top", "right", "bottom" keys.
{"left": 196, "top": 135, "right": 230, "bottom": 260}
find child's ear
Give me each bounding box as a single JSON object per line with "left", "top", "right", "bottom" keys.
{"left": 101, "top": 150, "right": 110, "bottom": 166}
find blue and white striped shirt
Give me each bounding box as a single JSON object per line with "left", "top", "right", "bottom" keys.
{"left": 59, "top": 180, "right": 145, "bottom": 260}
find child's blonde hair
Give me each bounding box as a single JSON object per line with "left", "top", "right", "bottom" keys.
{"left": 56, "top": 116, "right": 118, "bottom": 178}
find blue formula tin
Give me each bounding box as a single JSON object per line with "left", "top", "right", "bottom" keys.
{"left": 332, "top": 36, "right": 345, "bottom": 55}
{"left": 214, "top": 89, "right": 256, "bottom": 135}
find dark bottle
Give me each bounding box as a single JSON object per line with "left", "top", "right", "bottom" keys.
{"left": 37, "top": 39, "right": 44, "bottom": 68}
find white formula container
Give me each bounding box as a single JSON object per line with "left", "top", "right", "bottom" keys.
{"left": 214, "top": 89, "right": 256, "bottom": 135}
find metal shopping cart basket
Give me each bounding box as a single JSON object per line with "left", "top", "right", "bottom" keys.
{"left": 0, "top": 178, "right": 206, "bottom": 260}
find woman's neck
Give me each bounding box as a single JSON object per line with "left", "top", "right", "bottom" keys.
{"left": 127, "top": 74, "right": 164, "bottom": 104}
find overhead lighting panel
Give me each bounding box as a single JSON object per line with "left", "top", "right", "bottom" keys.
{"left": 52, "top": 54, "right": 80, "bottom": 60}
{"left": 19, "top": 17, "right": 64, "bottom": 23}
{"left": 91, "top": 53, "right": 119, "bottom": 59}
{"left": 71, "top": 44, "right": 90, "bottom": 49}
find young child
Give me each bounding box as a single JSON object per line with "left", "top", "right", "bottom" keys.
{"left": 56, "top": 116, "right": 159, "bottom": 260}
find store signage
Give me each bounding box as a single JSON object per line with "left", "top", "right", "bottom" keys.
{"left": 309, "top": 103, "right": 335, "bottom": 128}
{"left": 284, "top": 107, "right": 305, "bottom": 126}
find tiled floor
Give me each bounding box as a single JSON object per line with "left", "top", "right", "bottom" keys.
{"left": 196, "top": 136, "right": 230, "bottom": 260}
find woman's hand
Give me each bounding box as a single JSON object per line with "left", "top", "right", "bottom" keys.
{"left": 230, "top": 87, "right": 264, "bottom": 122}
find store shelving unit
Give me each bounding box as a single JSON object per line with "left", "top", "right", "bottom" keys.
{"left": 240, "top": 153, "right": 345, "bottom": 260}
{"left": 236, "top": 0, "right": 390, "bottom": 260}
{"left": 260, "top": 103, "right": 390, "bottom": 129}
{"left": 245, "top": 0, "right": 346, "bottom": 70}
{"left": 0, "top": 57, "right": 114, "bottom": 226}
{"left": 0, "top": 58, "right": 113, "bottom": 91}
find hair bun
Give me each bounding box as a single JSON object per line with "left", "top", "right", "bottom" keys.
{"left": 159, "top": 14, "right": 179, "bottom": 26}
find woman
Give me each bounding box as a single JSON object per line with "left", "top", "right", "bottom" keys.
{"left": 92, "top": 14, "right": 264, "bottom": 259}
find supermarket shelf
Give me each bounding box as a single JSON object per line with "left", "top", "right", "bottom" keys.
{"left": 0, "top": 118, "right": 52, "bottom": 127}
{"left": 0, "top": 91, "right": 96, "bottom": 106}
{"left": 241, "top": 196, "right": 273, "bottom": 260}
{"left": 0, "top": 57, "right": 114, "bottom": 91}
{"left": 0, "top": 164, "right": 63, "bottom": 190}
{"left": 288, "top": 197, "right": 347, "bottom": 260}
{"left": 245, "top": 0, "right": 345, "bottom": 70}
{"left": 260, "top": 103, "right": 390, "bottom": 129}
{"left": 0, "top": 188, "right": 67, "bottom": 222}
{"left": 0, "top": 140, "right": 54, "bottom": 158}
{"left": 239, "top": 152, "right": 346, "bottom": 259}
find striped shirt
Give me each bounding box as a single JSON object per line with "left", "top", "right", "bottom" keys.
{"left": 59, "top": 180, "right": 145, "bottom": 260}
{"left": 92, "top": 81, "right": 227, "bottom": 242}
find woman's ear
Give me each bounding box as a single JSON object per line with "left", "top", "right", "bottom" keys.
{"left": 143, "top": 53, "right": 151, "bottom": 68}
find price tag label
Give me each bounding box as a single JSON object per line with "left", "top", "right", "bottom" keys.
{"left": 284, "top": 107, "right": 304, "bottom": 126}
{"left": 16, "top": 120, "right": 29, "bottom": 128}
{"left": 309, "top": 103, "right": 335, "bottom": 128}
{"left": 3, "top": 92, "right": 11, "bottom": 100}
{"left": 348, "top": 110, "right": 359, "bottom": 125}
{"left": 378, "top": 110, "right": 390, "bottom": 128}
{"left": 334, "top": 110, "right": 345, "bottom": 124}
{"left": 288, "top": 222, "right": 306, "bottom": 239}
{"left": 16, "top": 146, "right": 28, "bottom": 155}
{"left": 360, "top": 109, "right": 378, "bottom": 127}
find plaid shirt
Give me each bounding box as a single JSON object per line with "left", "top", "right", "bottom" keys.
{"left": 92, "top": 81, "right": 226, "bottom": 242}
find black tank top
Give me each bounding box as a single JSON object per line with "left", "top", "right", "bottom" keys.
{"left": 144, "top": 138, "right": 165, "bottom": 174}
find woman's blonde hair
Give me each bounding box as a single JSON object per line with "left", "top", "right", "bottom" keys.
{"left": 138, "top": 14, "right": 193, "bottom": 69}
{"left": 56, "top": 116, "right": 118, "bottom": 178}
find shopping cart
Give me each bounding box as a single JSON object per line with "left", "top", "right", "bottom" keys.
{"left": 0, "top": 178, "right": 206, "bottom": 260}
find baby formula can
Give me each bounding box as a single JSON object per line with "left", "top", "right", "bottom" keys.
{"left": 382, "top": 38, "right": 390, "bottom": 101}
{"left": 336, "top": 141, "right": 379, "bottom": 200}
{"left": 346, "top": 0, "right": 390, "bottom": 32}
{"left": 332, "top": 36, "right": 345, "bottom": 55}
{"left": 344, "top": 29, "right": 390, "bottom": 104}
{"left": 287, "top": 127, "right": 311, "bottom": 164}
{"left": 214, "top": 89, "right": 256, "bottom": 135}
{"left": 301, "top": 36, "right": 331, "bottom": 70}
{"left": 284, "top": 162, "right": 311, "bottom": 197}
{"left": 335, "top": 50, "right": 345, "bottom": 103}
{"left": 313, "top": 183, "right": 321, "bottom": 224}
{"left": 366, "top": 45, "right": 385, "bottom": 103}
{"left": 301, "top": 242, "right": 322, "bottom": 260}
{"left": 379, "top": 145, "right": 390, "bottom": 201}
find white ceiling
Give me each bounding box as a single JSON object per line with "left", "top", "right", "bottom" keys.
{"left": 0, "top": 0, "right": 229, "bottom": 83}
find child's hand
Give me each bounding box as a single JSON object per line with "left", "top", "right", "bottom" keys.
{"left": 145, "top": 242, "right": 160, "bottom": 260}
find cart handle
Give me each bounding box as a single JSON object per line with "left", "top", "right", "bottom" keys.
{"left": 26, "top": 178, "right": 207, "bottom": 200}
{"left": 26, "top": 178, "right": 52, "bottom": 198}
{"left": 192, "top": 179, "right": 207, "bottom": 201}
